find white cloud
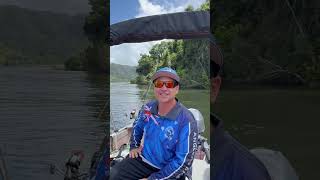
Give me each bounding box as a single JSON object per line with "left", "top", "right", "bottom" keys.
{"left": 111, "top": 0, "right": 207, "bottom": 66}
{"left": 111, "top": 42, "right": 156, "bottom": 66}
{"left": 136, "top": 0, "right": 166, "bottom": 17}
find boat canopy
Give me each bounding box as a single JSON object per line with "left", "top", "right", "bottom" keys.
{"left": 110, "top": 11, "right": 210, "bottom": 46}
{"left": 110, "top": 10, "right": 223, "bottom": 67}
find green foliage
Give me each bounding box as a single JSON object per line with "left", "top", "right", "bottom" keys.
{"left": 199, "top": 0, "right": 210, "bottom": 11}
{"left": 84, "top": 0, "right": 108, "bottom": 43}
{"left": 0, "top": 5, "right": 88, "bottom": 65}
{"left": 134, "top": 75, "right": 148, "bottom": 85}
{"left": 134, "top": 39, "right": 210, "bottom": 89}
{"left": 133, "top": 1, "right": 211, "bottom": 88}
{"left": 83, "top": 0, "right": 108, "bottom": 73}
{"left": 212, "top": 0, "right": 320, "bottom": 85}
{"left": 185, "top": 5, "right": 194, "bottom": 12}
{"left": 136, "top": 55, "right": 154, "bottom": 76}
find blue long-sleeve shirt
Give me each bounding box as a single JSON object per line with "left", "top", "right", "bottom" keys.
{"left": 130, "top": 100, "right": 198, "bottom": 180}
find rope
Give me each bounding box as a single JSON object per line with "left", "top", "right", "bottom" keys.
{"left": 97, "top": 99, "right": 108, "bottom": 120}
{"left": 141, "top": 57, "right": 160, "bottom": 106}
{"left": 285, "top": 0, "right": 306, "bottom": 38}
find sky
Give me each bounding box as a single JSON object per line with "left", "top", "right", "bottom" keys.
{"left": 0, "top": 0, "right": 89, "bottom": 15}
{"left": 110, "top": 0, "right": 206, "bottom": 66}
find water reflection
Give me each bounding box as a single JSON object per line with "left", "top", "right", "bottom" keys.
{"left": 0, "top": 66, "right": 107, "bottom": 180}
{"left": 84, "top": 73, "right": 109, "bottom": 129}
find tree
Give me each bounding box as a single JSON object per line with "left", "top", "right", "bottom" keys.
{"left": 132, "top": 0, "right": 211, "bottom": 88}
{"left": 212, "top": 0, "right": 319, "bottom": 85}
{"left": 83, "top": 0, "right": 108, "bottom": 73}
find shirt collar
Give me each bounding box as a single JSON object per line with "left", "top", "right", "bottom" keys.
{"left": 150, "top": 98, "right": 182, "bottom": 120}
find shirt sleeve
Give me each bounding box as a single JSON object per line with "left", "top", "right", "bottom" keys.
{"left": 130, "top": 109, "right": 146, "bottom": 149}
{"left": 148, "top": 115, "right": 198, "bottom": 179}
{"left": 94, "top": 149, "right": 109, "bottom": 180}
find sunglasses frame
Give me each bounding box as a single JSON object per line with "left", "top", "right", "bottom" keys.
{"left": 153, "top": 80, "right": 178, "bottom": 88}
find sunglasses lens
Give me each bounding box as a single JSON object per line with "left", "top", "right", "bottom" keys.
{"left": 165, "top": 81, "right": 175, "bottom": 88}
{"left": 154, "top": 80, "right": 164, "bottom": 88}
{"left": 154, "top": 80, "right": 176, "bottom": 88}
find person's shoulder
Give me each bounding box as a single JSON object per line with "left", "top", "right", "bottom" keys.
{"left": 214, "top": 124, "right": 271, "bottom": 180}
{"left": 177, "top": 102, "right": 196, "bottom": 123}
{"left": 226, "top": 135, "right": 271, "bottom": 179}
{"left": 144, "top": 100, "right": 158, "bottom": 112}
{"left": 145, "top": 100, "right": 157, "bottom": 107}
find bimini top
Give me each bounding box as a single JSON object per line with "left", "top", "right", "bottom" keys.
{"left": 110, "top": 11, "right": 210, "bottom": 46}
{"left": 110, "top": 10, "right": 223, "bottom": 70}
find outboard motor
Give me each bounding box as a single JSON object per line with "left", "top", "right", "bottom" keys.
{"left": 188, "top": 108, "right": 210, "bottom": 162}
{"left": 189, "top": 108, "right": 205, "bottom": 134}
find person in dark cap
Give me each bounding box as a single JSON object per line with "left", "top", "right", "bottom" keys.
{"left": 110, "top": 67, "right": 198, "bottom": 180}
{"left": 210, "top": 42, "right": 271, "bottom": 180}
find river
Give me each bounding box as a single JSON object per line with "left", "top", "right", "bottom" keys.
{"left": 214, "top": 86, "right": 320, "bottom": 180}
{"left": 0, "top": 66, "right": 107, "bottom": 180}
{"left": 1, "top": 67, "right": 319, "bottom": 179}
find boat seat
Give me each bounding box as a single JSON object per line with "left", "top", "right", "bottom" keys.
{"left": 251, "top": 148, "right": 299, "bottom": 180}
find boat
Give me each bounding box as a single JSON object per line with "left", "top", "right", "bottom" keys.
{"left": 48, "top": 10, "right": 212, "bottom": 180}
{"left": 109, "top": 108, "right": 210, "bottom": 180}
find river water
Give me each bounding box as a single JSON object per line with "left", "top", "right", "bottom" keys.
{"left": 0, "top": 66, "right": 107, "bottom": 180}
{"left": 214, "top": 86, "right": 320, "bottom": 180}
{"left": 2, "top": 67, "right": 319, "bottom": 179}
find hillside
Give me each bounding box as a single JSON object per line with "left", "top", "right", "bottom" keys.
{"left": 110, "top": 63, "right": 137, "bottom": 82}
{"left": 0, "top": 5, "right": 88, "bottom": 65}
